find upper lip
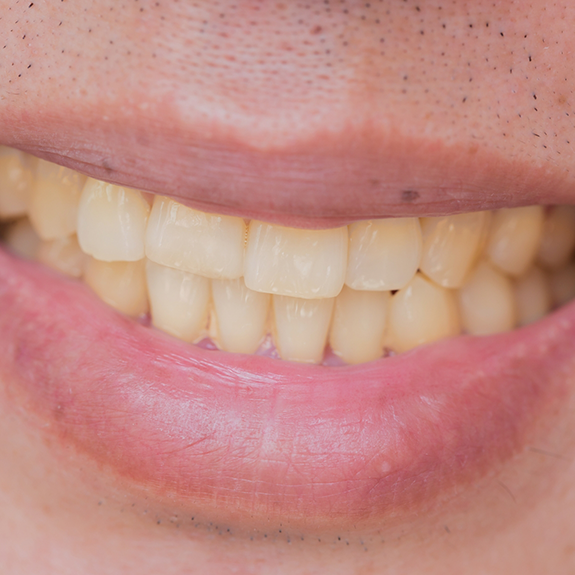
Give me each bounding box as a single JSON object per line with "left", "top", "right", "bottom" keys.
{"left": 3, "top": 107, "right": 574, "bottom": 227}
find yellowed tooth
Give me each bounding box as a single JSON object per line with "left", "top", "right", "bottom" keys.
{"left": 4, "top": 218, "right": 41, "bottom": 259}
{"left": 146, "top": 260, "right": 210, "bottom": 342}
{"left": 0, "top": 148, "right": 35, "bottom": 219}
{"left": 244, "top": 221, "right": 348, "bottom": 298}
{"left": 212, "top": 278, "right": 270, "bottom": 354}
{"left": 345, "top": 217, "right": 422, "bottom": 291}
{"left": 486, "top": 206, "right": 544, "bottom": 276}
{"left": 28, "top": 160, "right": 87, "bottom": 240}
{"left": 329, "top": 286, "right": 390, "bottom": 364}
{"left": 549, "top": 263, "right": 575, "bottom": 307}
{"left": 146, "top": 196, "right": 246, "bottom": 280}
{"left": 77, "top": 178, "right": 150, "bottom": 262}
{"left": 420, "top": 211, "right": 490, "bottom": 288}
{"left": 386, "top": 273, "right": 460, "bottom": 353}
{"left": 37, "top": 235, "right": 88, "bottom": 278}
{"left": 514, "top": 266, "right": 552, "bottom": 326}
{"left": 537, "top": 206, "right": 575, "bottom": 270}
{"left": 272, "top": 295, "right": 334, "bottom": 363}
{"left": 458, "top": 260, "right": 516, "bottom": 335}
{"left": 84, "top": 258, "right": 148, "bottom": 317}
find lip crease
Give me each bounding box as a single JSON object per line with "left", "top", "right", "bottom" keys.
{"left": 0, "top": 241, "right": 573, "bottom": 532}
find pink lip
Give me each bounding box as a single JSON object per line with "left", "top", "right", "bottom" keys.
{"left": 1, "top": 246, "right": 572, "bottom": 533}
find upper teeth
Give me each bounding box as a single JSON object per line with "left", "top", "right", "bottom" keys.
{"left": 2, "top": 147, "right": 575, "bottom": 365}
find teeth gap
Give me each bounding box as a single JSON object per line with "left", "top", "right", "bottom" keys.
{"left": 1, "top": 147, "right": 575, "bottom": 365}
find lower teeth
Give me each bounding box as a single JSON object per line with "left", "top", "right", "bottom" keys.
{"left": 1, "top": 148, "right": 575, "bottom": 365}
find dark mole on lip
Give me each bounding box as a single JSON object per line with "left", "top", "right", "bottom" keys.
{"left": 401, "top": 189, "right": 420, "bottom": 202}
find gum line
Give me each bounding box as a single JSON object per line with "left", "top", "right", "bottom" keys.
{"left": 1, "top": 147, "right": 575, "bottom": 365}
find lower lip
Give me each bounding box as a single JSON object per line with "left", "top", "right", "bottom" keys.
{"left": 1, "top": 246, "right": 572, "bottom": 532}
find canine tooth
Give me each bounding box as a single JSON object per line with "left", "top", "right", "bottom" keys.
{"left": 146, "top": 260, "right": 210, "bottom": 342}
{"left": 329, "top": 286, "right": 390, "bottom": 364}
{"left": 458, "top": 261, "right": 516, "bottom": 335}
{"left": 420, "top": 211, "right": 489, "bottom": 288}
{"left": 0, "top": 148, "right": 35, "bottom": 219}
{"left": 514, "top": 266, "right": 552, "bottom": 326}
{"left": 77, "top": 178, "right": 150, "bottom": 262}
{"left": 84, "top": 258, "right": 148, "bottom": 317}
{"left": 212, "top": 278, "right": 270, "bottom": 354}
{"left": 486, "top": 206, "right": 544, "bottom": 276}
{"left": 4, "top": 218, "right": 40, "bottom": 259}
{"left": 549, "top": 263, "right": 575, "bottom": 307}
{"left": 345, "top": 218, "right": 422, "bottom": 291}
{"left": 28, "top": 160, "right": 87, "bottom": 240}
{"left": 387, "top": 273, "right": 460, "bottom": 353}
{"left": 273, "top": 295, "right": 334, "bottom": 363}
{"left": 146, "top": 196, "right": 246, "bottom": 279}
{"left": 537, "top": 206, "right": 575, "bottom": 270}
{"left": 244, "top": 221, "right": 347, "bottom": 298}
{"left": 37, "top": 235, "right": 88, "bottom": 278}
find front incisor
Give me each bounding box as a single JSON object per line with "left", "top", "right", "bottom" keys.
{"left": 77, "top": 179, "right": 150, "bottom": 262}
{"left": 244, "top": 221, "right": 348, "bottom": 299}
{"left": 329, "top": 286, "right": 390, "bottom": 364}
{"left": 146, "top": 196, "right": 246, "bottom": 280}
{"left": 387, "top": 273, "right": 460, "bottom": 353}
{"left": 487, "top": 206, "right": 544, "bottom": 276}
{"left": 420, "top": 211, "right": 489, "bottom": 288}
{"left": 29, "top": 160, "right": 87, "bottom": 240}
{"left": 345, "top": 217, "right": 422, "bottom": 291}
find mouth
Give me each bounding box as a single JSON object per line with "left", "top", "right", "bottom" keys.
{"left": 1, "top": 144, "right": 574, "bottom": 537}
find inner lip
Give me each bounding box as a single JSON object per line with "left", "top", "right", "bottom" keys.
{"left": 1, "top": 144, "right": 574, "bottom": 537}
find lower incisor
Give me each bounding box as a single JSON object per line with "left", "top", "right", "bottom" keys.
{"left": 330, "top": 286, "right": 390, "bottom": 364}
{"left": 146, "top": 260, "right": 210, "bottom": 343}
{"left": 387, "top": 273, "right": 460, "bottom": 353}
{"left": 273, "top": 295, "right": 335, "bottom": 363}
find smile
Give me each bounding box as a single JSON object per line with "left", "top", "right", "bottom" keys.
{"left": 1, "top": 144, "right": 574, "bottom": 535}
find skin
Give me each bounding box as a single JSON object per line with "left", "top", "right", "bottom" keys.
{"left": 0, "top": 0, "right": 574, "bottom": 573}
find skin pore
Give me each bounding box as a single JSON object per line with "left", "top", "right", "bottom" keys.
{"left": 1, "top": 1, "right": 575, "bottom": 573}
